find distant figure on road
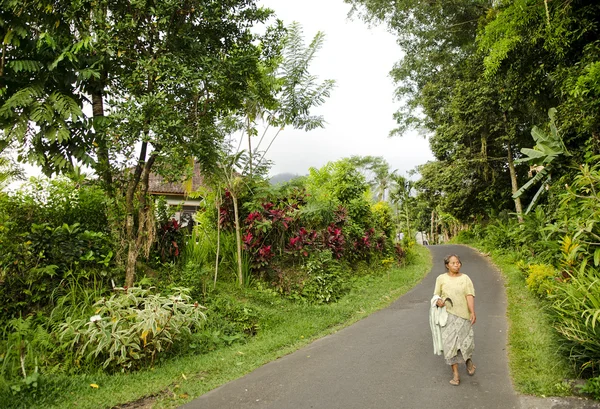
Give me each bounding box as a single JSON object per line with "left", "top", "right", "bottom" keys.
{"left": 432, "top": 254, "right": 476, "bottom": 386}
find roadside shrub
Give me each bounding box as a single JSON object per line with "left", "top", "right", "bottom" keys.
{"left": 0, "top": 222, "right": 113, "bottom": 321}
{"left": 58, "top": 287, "right": 205, "bottom": 372}
{"left": 371, "top": 201, "right": 394, "bottom": 240}
{"left": 554, "top": 160, "right": 600, "bottom": 270}
{"left": 205, "top": 295, "right": 260, "bottom": 336}
{"left": 550, "top": 267, "right": 600, "bottom": 373}
{"left": 0, "top": 177, "right": 113, "bottom": 321}
{"left": 517, "top": 207, "right": 559, "bottom": 263}
{"left": 525, "top": 264, "right": 556, "bottom": 298}
{"left": 302, "top": 251, "right": 347, "bottom": 303}
{"left": 455, "top": 230, "right": 475, "bottom": 242}
{"left": 323, "top": 223, "right": 345, "bottom": 259}
{"left": 394, "top": 243, "right": 406, "bottom": 263}
{"left": 0, "top": 316, "right": 55, "bottom": 383}
{"left": 482, "top": 217, "right": 519, "bottom": 251}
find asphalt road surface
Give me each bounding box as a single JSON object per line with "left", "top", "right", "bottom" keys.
{"left": 181, "top": 245, "right": 600, "bottom": 409}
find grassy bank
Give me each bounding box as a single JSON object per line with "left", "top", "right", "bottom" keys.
{"left": 6, "top": 246, "right": 431, "bottom": 409}
{"left": 459, "top": 243, "right": 574, "bottom": 396}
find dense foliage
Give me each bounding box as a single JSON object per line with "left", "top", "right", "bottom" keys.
{"left": 456, "top": 157, "right": 600, "bottom": 394}
{"left": 0, "top": 155, "right": 412, "bottom": 406}
{"left": 347, "top": 0, "right": 600, "bottom": 396}
{"left": 347, "top": 0, "right": 600, "bottom": 227}
{"left": 0, "top": 0, "right": 284, "bottom": 287}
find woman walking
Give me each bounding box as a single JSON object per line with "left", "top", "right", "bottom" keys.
{"left": 433, "top": 254, "right": 476, "bottom": 385}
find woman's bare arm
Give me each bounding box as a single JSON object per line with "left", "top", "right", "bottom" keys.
{"left": 467, "top": 295, "right": 476, "bottom": 325}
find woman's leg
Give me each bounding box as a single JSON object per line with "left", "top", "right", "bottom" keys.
{"left": 450, "top": 363, "right": 460, "bottom": 385}
{"left": 466, "top": 358, "right": 476, "bottom": 375}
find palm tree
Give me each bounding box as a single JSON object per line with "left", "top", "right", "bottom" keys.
{"left": 390, "top": 173, "right": 414, "bottom": 239}
{"left": 348, "top": 156, "right": 392, "bottom": 201}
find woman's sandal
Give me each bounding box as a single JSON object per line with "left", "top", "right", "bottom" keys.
{"left": 466, "top": 359, "right": 476, "bottom": 376}
{"left": 449, "top": 376, "right": 460, "bottom": 386}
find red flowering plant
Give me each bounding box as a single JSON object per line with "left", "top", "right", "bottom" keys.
{"left": 287, "top": 227, "right": 319, "bottom": 258}
{"left": 156, "top": 218, "right": 184, "bottom": 262}
{"left": 242, "top": 210, "right": 275, "bottom": 270}
{"left": 352, "top": 227, "right": 375, "bottom": 261}
{"left": 374, "top": 231, "right": 386, "bottom": 252}
{"left": 323, "top": 224, "right": 345, "bottom": 259}
{"left": 241, "top": 197, "right": 300, "bottom": 273}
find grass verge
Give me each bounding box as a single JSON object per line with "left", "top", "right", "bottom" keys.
{"left": 6, "top": 245, "right": 431, "bottom": 409}
{"left": 461, "top": 243, "right": 574, "bottom": 396}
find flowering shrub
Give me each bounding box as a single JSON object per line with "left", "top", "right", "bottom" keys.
{"left": 394, "top": 243, "right": 406, "bottom": 262}
{"left": 58, "top": 287, "right": 205, "bottom": 372}
{"left": 287, "top": 227, "right": 318, "bottom": 257}
{"left": 156, "top": 218, "right": 183, "bottom": 261}
{"left": 324, "top": 224, "right": 345, "bottom": 259}
{"left": 353, "top": 228, "right": 374, "bottom": 259}
{"left": 219, "top": 189, "right": 235, "bottom": 229}
{"left": 525, "top": 263, "right": 556, "bottom": 297}
{"left": 216, "top": 160, "right": 402, "bottom": 281}
{"left": 237, "top": 197, "right": 298, "bottom": 272}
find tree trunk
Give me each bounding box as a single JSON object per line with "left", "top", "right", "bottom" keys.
{"left": 214, "top": 193, "right": 221, "bottom": 288}
{"left": 507, "top": 143, "right": 524, "bottom": 223}
{"left": 124, "top": 146, "right": 156, "bottom": 287}
{"left": 430, "top": 210, "right": 435, "bottom": 245}
{"left": 404, "top": 203, "right": 411, "bottom": 240}
{"left": 247, "top": 117, "right": 253, "bottom": 177}
{"left": 503, "top": 111, "right": 524, "bottom": 223}
{"left": 124, "top": 216, "right": 138, "bottom": 287}
{"left": 232, "top": 191, "right": 244, "bottom": 286}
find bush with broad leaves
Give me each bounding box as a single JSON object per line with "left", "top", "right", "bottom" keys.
{"left": 58, "top": 287, "right": 205, "bottom": 372}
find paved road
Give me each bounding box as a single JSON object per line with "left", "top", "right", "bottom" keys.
{"left": 181, "top": 245, "right": 599, "bottom": 409}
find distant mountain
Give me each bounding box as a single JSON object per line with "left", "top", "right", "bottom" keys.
{"left": 269, "top": 173, "right": 301, "bottom": 185}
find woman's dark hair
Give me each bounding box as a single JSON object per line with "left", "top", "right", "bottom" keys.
{"left": 444, "top": 254, "right": 462, "bottom": 270}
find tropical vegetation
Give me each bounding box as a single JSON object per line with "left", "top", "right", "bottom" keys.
{"left": 2, "top": 0, "right": 600, "bottom": 405}
{"left": 346, "top": 0, "right": 600, "bottom": 397}
{"left": 0, "top": 2, "right": 423, "bottom": 407}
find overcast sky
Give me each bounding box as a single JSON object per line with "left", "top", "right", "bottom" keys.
{"left": 255, "top": 0, "right": 434, "bottom": 177}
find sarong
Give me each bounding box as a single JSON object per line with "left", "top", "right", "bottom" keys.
{"left": 441, "top": 312, "right": 474, "bottom": 365}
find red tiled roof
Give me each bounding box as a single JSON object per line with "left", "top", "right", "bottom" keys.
{"left": 148, "top": 163, "right": 205, "bottom": 195}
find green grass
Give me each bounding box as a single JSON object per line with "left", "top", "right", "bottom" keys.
{"left": 460, "top": 243, "right": 575, "bottom": 396}
{"left": 3, "top": 246, "right": 431, "bottom": 409}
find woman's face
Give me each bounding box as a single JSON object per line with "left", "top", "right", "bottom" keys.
{"left": 447, "top": 256, "right": 461, "bottom": 273}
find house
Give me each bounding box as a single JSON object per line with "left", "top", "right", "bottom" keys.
{"left": 148, "top": 164, "right": 205, "bottom": 226}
